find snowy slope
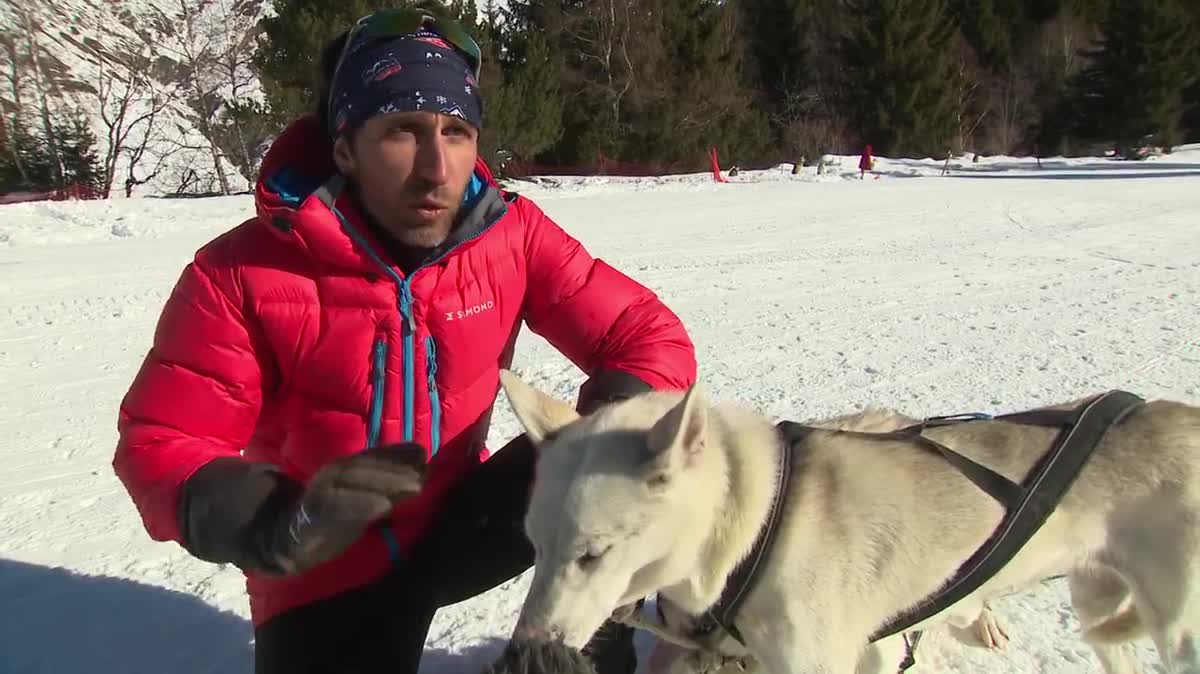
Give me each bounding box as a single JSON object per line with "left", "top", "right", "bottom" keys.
{"left": 0, "top": 0, "right": 512, "bottom": 197}
{"left": 1, "top": 0, "right": 266, "bottom": 195}
{"left": 1, "top": 150, "right": 1199, "bottom": 673}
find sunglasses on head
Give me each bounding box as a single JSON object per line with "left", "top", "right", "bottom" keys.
{"left": 327, "top": 8, "right": 483, "bottom": 125}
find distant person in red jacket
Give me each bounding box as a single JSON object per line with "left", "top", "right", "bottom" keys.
{"left": 112, "top": 8, "right": 696, "bottom": 674}
{"left": 859, "top": 144, "right": 874, "bottom": 179}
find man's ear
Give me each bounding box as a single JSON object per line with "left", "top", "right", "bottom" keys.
{"left": 499, "top": 369, "right": 580, "bottom": 444}
{"left": 332, "top": 135, "right": 356, "bottom": 177}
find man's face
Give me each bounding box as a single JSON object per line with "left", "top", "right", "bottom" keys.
{"left": 333, "top": 111, "right": 478, "bottom": 248}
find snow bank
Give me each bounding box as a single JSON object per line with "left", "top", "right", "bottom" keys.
{"left": 1, "top": 154, "right": 1197, "bottom": 673}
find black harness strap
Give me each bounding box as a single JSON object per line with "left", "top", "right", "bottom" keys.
{"left": 902, "top": 433, "right": 1026, "bottom": 510}
{"left": 681, "top": 390, "right": 1144, "bottom": 661}
{"left": 868, "top": 389, "right": 1145, "bottom": 643}
{"left": 688, "top": 427, "right": 796, "bottom": 645}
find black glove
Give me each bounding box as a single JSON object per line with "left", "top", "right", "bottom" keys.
{"left": 264, "top": 442, "right": 428, "bottom": 574}
{"left": 179, "top": 443, "right": 427, "bottom": 575}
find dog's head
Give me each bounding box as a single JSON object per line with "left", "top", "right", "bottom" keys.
{"left": 499, "top": 370, "right": 716, "bottom": 648}
{"left": 482, "top": 638, "right": 597, "bottom": 674}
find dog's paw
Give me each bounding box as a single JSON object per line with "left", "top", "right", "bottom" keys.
{"left": 975, "top": 607, "right": 1010, "bottom": 650}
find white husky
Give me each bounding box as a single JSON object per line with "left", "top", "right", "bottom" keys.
{"left": 498, "top": 369, "right": 1200, "bottom": 674}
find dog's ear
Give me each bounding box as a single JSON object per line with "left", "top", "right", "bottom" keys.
{"left": 499, "top": 369, "right": 580, "bottom": 444}
{"left": 645, "top": 383, "right": 707, "bottom": 480}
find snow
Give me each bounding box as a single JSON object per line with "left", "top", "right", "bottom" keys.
{"left": 2, "top": 148, "right": 1199, "bottom": 673}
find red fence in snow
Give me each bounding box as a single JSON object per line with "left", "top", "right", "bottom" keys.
{"left": 0, "top": 183, "right": 106, "bottom": 205}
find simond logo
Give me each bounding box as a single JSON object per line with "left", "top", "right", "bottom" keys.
{"left": 445, "top": 300, "right": 495, "bottom": 322}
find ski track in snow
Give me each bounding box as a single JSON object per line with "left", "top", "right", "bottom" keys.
{"left": 1, "top": 151, "right": 1198, "bottom": 673}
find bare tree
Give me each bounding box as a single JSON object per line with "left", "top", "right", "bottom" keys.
{"left": 212, "top": 0, "right": 262, "bottom": 177}
{"left": 768, "top": 71, "right": 852, "bottom": 159}
{"left": 121, "top": 100, "right": 186, "bottom": 197}
{"left": 562, "top": 0, "right": 638, "bottom": 133}
{"left": 14, "top": 5, "right": 64, "bottom": 186}
{"left": 150, "top": 0, "right": 233, "bottom": 195}
{"left": 952, "top": 40, "right": 987, "bottom": 154}
{"left": 0, "top": 31, "right": 30, "bottom": 185}
{"left": 92, "top": 55, "right": 174, "bottom": 197}
{"left": 123, "top": 141, "right": 180, "bottom": 197}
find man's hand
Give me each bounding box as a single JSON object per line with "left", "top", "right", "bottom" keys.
{"left": 267, "top": 442, "right": 427, "bottom": 574}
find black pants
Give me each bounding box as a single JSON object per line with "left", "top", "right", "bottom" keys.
{"left": 254, "top": 436, "right": 638, "bottom": 674}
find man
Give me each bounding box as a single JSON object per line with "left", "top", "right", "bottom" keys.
{"left": 112, "top": 8, "right": 696, "bottom": 674}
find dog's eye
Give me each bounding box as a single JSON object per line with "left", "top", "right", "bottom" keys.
{"left": 577, "top": 546, "right": 610, "bottom": 569}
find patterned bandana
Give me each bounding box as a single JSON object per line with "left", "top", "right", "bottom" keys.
{"left": 327, "top": 27, "right": 482, "bottom": 138}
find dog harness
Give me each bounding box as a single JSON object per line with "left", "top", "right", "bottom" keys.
{"left": 682, "top": 389, "right": 1145, "bottom": 670}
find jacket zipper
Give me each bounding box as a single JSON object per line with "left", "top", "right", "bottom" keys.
{"left": 394, "top": 205, "right": 507, "bottom": 451}
{"left": 366, "top": 336, "right": 387, "bottom": 448}
{"left": 425, "top": 335, "right": 441, "bottom": 456}
{"left": 332, "top": 195, "right": 509, "bottom": 452}
{"left": 331, "top": 196, "right": 508, "bottom": 566}
{"left": 399, "top": 280, "right": 417, "bottom": 443}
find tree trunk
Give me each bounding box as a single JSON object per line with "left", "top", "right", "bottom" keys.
{"left": 0, "top": 50, "right": 30, "bottom": 186}
{"left": 19, "top": 7, "right": 64, "bottom": 187}
{"left": 192, "top": 100, "right": 232, "bottom": 194}
{"left": 207, "top": 131, "right": 231, "bottom": 194}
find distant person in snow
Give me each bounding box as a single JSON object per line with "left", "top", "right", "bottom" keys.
{"left": 111, "top": 6, "right": 696, "bottom": 674}
{"left": 859, "top": 144, "right": 874, "bottom": 179}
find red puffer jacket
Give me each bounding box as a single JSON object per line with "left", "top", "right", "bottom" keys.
{"left": 112, "top": 115, "right": 696, "bottom": 626}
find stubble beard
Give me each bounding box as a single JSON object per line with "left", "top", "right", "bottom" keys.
{"left": 385, "top": 205, "right": 460, "bottom": 248}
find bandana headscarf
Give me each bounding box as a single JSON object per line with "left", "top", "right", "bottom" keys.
{"left": 327, "top": 26, "right": 482, "bottom": 138}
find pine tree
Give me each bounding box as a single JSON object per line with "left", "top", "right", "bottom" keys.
{"left": 0, "top": 111, "right": 101, "bottom": 195}
{"left": 1023, "top": 5, "right": 1101, "bottom": 157}
{"left": 628, "top": 0, "right": 770, "bottom": 168}
{"left": 739, "top": 0, "right": 852, "bottom": 158}
{"left": 740, "top": 0, "right": 813, "bottom": 114}
{"left": 211, "top": 99, "right": 279, "bottom": 181}
{"left": 1070, "top": 0, "right": 1199, "bottom": 156}
{"left": 0, "top": 118, "right": 47, "bottom": 192}
{"left": 842, "top": 0, "right": 963, "bottom": 157}
{"left": 54, "top": 111, "right": 104, "bottom": 195}
{"left": 951, "top": 0, "right": 1036, "bottom": 73}
{"left": 473, "top": 0, "right": 570, "bottom": 170}
{"left": 537, "top": 0, "right": 653, "bottom": 165}
{"left": 479, "top": 29, "right": 564, "bottom": 168}
{"left": 1179, "top": 2, "right": 1200, "bottom": 142}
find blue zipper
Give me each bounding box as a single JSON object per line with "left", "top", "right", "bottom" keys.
{"left": 330, "top": 194, "right": 508, "bottom": 453}
{"left": 394, "top": 202, "right": 507, "bottom": 452}
{"left": 366, "top": 337, "right": 387, "bottom": 448}
{"left": 425, "top": 335, "right": 441, "bottom": 455}
{"left": 399, "top": 280, "right": 417, "bottom": 443}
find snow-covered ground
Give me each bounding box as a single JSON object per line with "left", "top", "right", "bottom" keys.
{"left": 2, "top": 149, "right": 1198, "bottom": 673}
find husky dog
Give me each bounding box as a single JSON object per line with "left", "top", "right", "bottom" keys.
{"left": 498, "top": 369, "right": 1200, "bottom": 674}
{"left": 482, "top": 638, "right": 597, "bottom": 674}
